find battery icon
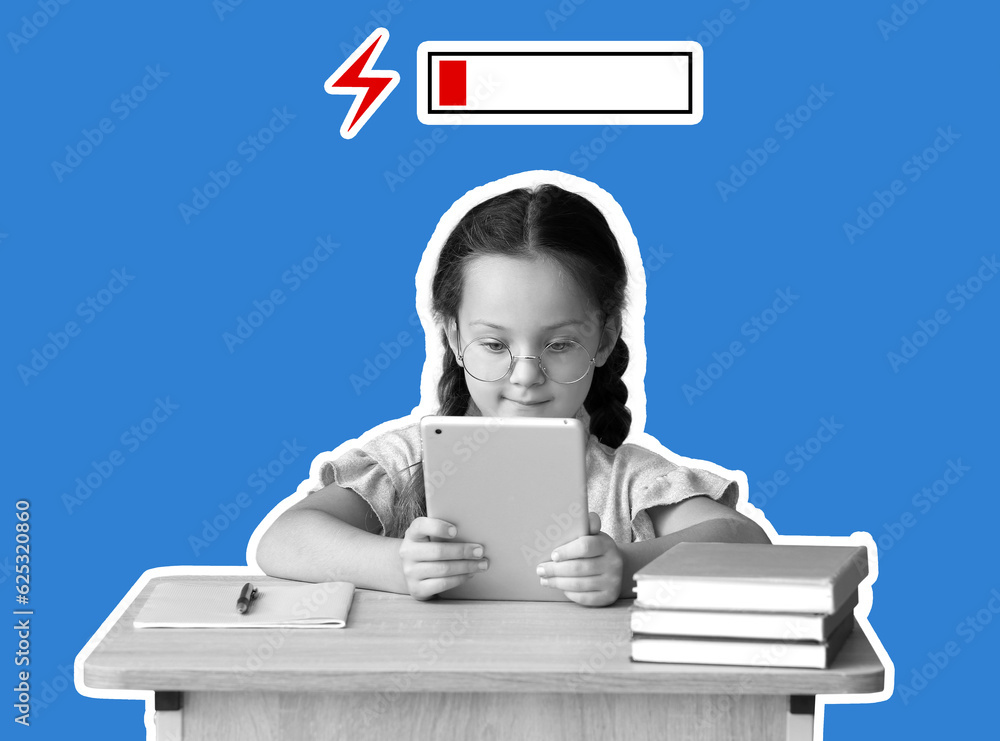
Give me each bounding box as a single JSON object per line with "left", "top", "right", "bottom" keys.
{"left": 417, "top": 40, "right": 702, "bottom": 126}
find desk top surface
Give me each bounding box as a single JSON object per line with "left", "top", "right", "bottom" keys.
{"left": 82, "top": 575, "right": 885, "bottom": 695}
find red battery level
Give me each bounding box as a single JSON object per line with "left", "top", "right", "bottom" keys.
{"left": 417, "top": 40, "right": 703, "bottom": 125}
{"left": 438, "top": 60, "right": 467, "bottom": 106}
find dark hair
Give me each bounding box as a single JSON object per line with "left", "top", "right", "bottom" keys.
{"left": 383, "top": 184, "right": 632, "bottom": 538}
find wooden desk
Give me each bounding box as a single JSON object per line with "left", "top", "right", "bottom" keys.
{"left": 80, "top": 574, "right": 885, "bottom": 741}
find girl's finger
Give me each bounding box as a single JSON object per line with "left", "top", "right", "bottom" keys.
{"left": 588, "top": 511, "right": 602, "bottom": 535}
{"left": 406, "top": 516, "right": 458, "bottom": 541}
{"left": 540, "top": 575, "right": 607, "bottom": 593}
{"left": 539, "top": 556, "right": 604, "bottom": 579}
{"left": 413, "top": 574, "right": 476, "bottom": 600}
{"left": 549, "top": 534, "right": 605, "bottom": 562}
{"left": 413, "top": 558, "right": 488, "bottom": 580}
{"left": 417, "top": 542, "right": 483, "bottom": 561}
{"left": 563, "top": 590, "right": 618, "bottom": 608}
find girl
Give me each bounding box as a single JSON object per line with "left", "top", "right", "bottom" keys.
{"left": 254, "top": 179, "right": 769, "bottom": 607}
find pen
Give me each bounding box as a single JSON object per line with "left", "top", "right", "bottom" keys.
{"left": 236, "top": 582, "right": 258, "bottom": 614}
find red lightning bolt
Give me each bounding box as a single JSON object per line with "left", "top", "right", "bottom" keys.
{"left": 324, "top": 27, "right": 399, "bottom": 139}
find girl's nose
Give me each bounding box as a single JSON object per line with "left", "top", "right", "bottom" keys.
{"left": 508, "top": 355, "right": 545, "bottom": 386}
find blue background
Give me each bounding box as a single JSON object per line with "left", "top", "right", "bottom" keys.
{"left": 4, "top": 0, "right": 997, "bottom": 737}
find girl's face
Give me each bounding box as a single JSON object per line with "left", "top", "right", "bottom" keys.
{"left": 446, "top": 255, "right": 619, "bottom": 419}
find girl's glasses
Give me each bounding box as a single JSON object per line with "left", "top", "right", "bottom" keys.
{"left": 457, "top": 333, "right": 596, "bottom": 384}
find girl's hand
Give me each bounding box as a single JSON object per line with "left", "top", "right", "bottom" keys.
{"left": 536, "top": 512, "right": 623, "bottom": 607}
{"left": 398, "top": 517, "right": 489, "bottom": 601}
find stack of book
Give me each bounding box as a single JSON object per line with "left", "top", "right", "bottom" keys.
{"left": 630, "top": 542, "right": 868, "bottom": 669}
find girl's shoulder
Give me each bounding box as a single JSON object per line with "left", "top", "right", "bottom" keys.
{"left": 588, "top": 432, "right": 740, "bottom": 507}
{"left": 349, "top": 416, "right": 423, "bottom": 462}
{"left": 585, "top": 434, "right": 680, "bottom": 469}
{"left": 311, "top": 416, "right": 423, "bottom": 475}
{"left": 306, "top": 416, "right": 423, "bottom": 496}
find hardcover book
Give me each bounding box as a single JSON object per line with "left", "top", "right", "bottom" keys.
{"left": 630, "top": 613, "right": 855, "bottom": 669}
{"left": 633, "top": 542, "right": 868, "bottom": 614}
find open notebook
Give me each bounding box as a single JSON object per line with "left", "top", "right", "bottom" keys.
{"left": 134, "top": 580, "right": 355, "bottom": 629}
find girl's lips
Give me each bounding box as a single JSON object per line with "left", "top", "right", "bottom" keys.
{"left": 505, "top": 398, "right": 548, "bottom": 406}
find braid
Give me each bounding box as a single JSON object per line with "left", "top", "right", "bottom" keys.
{"left": 584, "top": 336, "right": 631, "bottom": 448}
{"left": 382, "top": 463, "right": 425, "bottom": 539}
{"left": 436, "top": 333, "right": 471, "bottom": 417}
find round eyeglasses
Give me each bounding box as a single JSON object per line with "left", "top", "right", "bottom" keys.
{"left": 457, "top": 334, "right": 596, "bottom": 384}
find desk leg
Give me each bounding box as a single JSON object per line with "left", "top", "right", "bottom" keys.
{"left": 153, "top": 692, "right": 183, "bottom": 741}
{"left": 787, "top": 695, "right": 815, "bottom": 741}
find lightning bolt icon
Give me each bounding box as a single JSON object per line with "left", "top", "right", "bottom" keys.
{"left": 324, "top": 27, "right": 399, "bottom": 139}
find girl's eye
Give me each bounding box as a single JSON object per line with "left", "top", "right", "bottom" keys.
{"left": 478, "top": 340, "right": 508, "bottom": 353}
{"left": 546, "top": 341, "right": 574, "bottom": 353}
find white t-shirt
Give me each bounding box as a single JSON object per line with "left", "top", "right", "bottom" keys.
{"left": 308, "top": 406, "right": 738, "bottom": 545}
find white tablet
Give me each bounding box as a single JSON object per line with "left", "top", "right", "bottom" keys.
{"left": 421, "top": 415, "right": 590, "bottom": 601}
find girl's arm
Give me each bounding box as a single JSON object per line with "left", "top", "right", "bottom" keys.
{"left": 255, "top": 484, "right": 409, "bottom": 593}
{"left": 257, "top": 484, "right": 488, "bottom": 599}
{"left": 616, "top": 497, "right": 770, "bottom": 600}
{"left": 539, "top": 498, "right": 769, "bottom": 605}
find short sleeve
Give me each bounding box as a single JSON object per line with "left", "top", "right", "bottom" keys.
{"left": 311, "top": 451, "right": 396, "bottom": 535}
{"left": 307, "top": 423, "right": 423, "bottom": 536}
{"left": 614, "top": 443, "right": 739, "bottom": 542}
